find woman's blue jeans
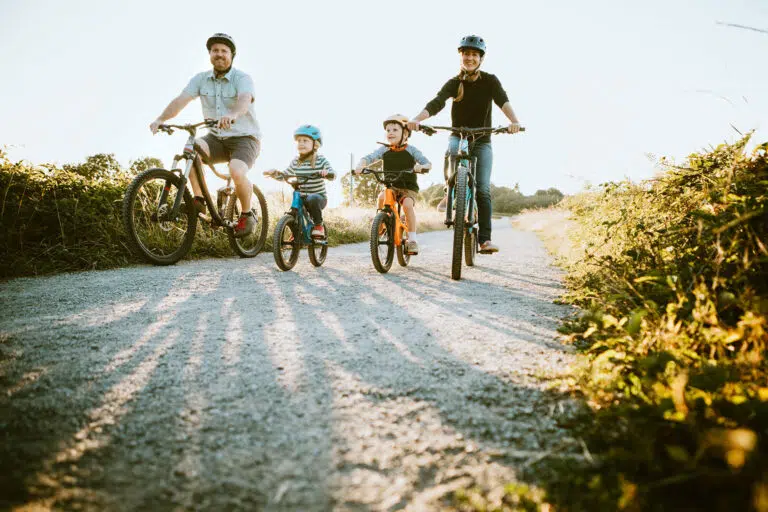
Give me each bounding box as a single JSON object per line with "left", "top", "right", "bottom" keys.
{"left": 447, "top": 136, "right": 493, "bottom": 243}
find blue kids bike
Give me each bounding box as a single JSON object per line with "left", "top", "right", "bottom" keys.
{"left": 264, "top": 171, "right": 329, "bottom": 271}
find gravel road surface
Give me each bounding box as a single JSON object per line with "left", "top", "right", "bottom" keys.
{"left": 0, "top": 217, "right": 578, "bottom": 511}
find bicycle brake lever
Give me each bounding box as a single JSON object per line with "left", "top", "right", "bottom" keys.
{"left": 419, "top": 126, "right": 436, "bottom": 136}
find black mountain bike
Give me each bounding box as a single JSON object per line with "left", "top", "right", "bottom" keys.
{"left": 122, "top": 120, "right": 269, "bottom": 265}
{"left": 420, "top": 125, "right": 524, "bottom": 280}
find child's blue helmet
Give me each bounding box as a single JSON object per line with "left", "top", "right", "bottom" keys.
{"left": 294, "top": 125, "right": 322, "bottom": 145}
{"left": 458, "top": 35, "right": 486, "bottom": 56}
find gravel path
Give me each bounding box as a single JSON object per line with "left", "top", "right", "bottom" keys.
{"left": 0, "top": 217, "right": 577, "bottom": 511}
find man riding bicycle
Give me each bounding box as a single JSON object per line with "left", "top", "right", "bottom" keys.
{"left": 407, "top": 35, "right": 522, "bottom": 254}
{"left": 149, "top": 33, "right": 261, "bottom": 237}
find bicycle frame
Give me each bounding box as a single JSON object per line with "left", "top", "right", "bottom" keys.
{"left": 444, "top": 135, "right": 478, "bottom": 229}
{"left": 268, "top": 173, "right": 328, "bottom": 248}
{"left": 361, "top": 168, "right": 416, "bottom": 246}
{"left": 288, "top": 188, "right": 327, "bottom": 247}
{"left": 157, "top": 121, "right": 234, "bottom": 229}
{"left": 381, "top": 187, "right": 408, "bottom": 246}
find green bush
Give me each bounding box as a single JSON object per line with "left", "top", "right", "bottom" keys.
{"left": 553, "top": 135, "right": 768, "bottom": 510}
{"left": 419, "top": 182, "right": 564, "bottom": 213}
{"left": 0, "top": 152, "right": 447, "bottom": 278}
{"left": 0, "top": 153, "right": 135, "bottom": 277}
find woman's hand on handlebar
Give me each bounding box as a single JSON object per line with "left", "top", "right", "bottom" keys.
{"left": 507, "top": 123, "right": 523, "bottom": 134}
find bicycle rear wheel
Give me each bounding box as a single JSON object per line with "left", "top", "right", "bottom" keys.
{"left": 122, "top": 168, "right": 197, "bottom": 265}
{"left": 308, "top": 223, "right": 328, "bottom": 267}
{"left": 396, "top": 243, "right": 411, "bottom": 267}
{"left": 396, "top": 219, "right": 410, "bottom": 267}
{"left": 451, "top": 166, "right": 468, "bottom": 280}
{"left": 370, "top": 211, "right": 394, "bottom": 273}
{"left": 226, "top": 184, "right": 269, "bottom": 257}
{"left": 273, "top": 215, "right": 300, "bottom": 271}
{"left": 465, "top": 193, "right": 478, "bottom": 266}
{"left": 465, "top": 227, "right": 477, "bottom": 266}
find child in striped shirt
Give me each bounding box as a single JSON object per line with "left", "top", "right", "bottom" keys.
{"left": 266, "top": 125, "right": 335, "bottom": 239}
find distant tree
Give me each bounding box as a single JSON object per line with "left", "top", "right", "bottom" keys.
{"left": 63, "top": 153, "right": 123, "bottom": 180}
{"left": 419, "top": 183, "right": 445, "bottom": 207}
{"left": 340, "top": 172, "right": 380, "bottom": 206}
{"left": 129, "top": 157, "right": 164, "bottom": 174}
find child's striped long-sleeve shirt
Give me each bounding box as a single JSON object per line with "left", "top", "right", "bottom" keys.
{"left": 283, "top": 154, "right": 335, "bottom": 195}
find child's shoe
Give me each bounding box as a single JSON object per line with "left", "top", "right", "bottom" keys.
{"left": 311, "top": 224, "right": 326, "bottom": 239}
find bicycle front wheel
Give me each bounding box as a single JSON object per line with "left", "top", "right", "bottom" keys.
{"left": 451, "top": 166, "right": 468, "bottom": 280}
{"left": 122, "top": 168, "right": 197, "bottom": 265}
{"left": 226, "top": 184, "right": 269, "bottom": 257}
{"left": 273, "top": 215, "right": 300, "bottom": 271}
{"left": 370, "top": 211, "right": 394, "bottom": 273}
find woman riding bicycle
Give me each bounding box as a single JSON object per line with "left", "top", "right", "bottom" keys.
{"left": 407, "top": 35, "right": 522, "bottom": 254}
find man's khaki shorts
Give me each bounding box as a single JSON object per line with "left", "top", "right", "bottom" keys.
{"left": 198, "top": 134, "right": 260, "bottom": 168}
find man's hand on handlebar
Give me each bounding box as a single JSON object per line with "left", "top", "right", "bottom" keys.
{"left": 414, "top": 163, "right": 431, "bottom": 174}
{"left": 507, "top": 123, "right": 522, "bottom": 134}
{"left": 149, "top": 119, "right": 163, "bottom": 135}
{"left": 218, "top": 115, "right": 237, "bottom": 130}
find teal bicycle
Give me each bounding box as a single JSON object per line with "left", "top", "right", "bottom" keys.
{"left": 420, "top": 125, "right": 525, "bottom": 280}
{"left": 264, "top": 171, "right": 329, "bottom": 271}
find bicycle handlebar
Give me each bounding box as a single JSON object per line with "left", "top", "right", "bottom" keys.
{"left": 158, "top": 119, "right": 220, "bottom": 135}
{"left": 418, "top": 125, "right": 525, "bottom": 137}
{"left": 356, "top": 167, "right": 426, "bottom": 185}
{"left": 358, "top": 167, "right": 422, "bottom": 175}
{"left": 263, "top": 171, "right": 324, "bottom": 183}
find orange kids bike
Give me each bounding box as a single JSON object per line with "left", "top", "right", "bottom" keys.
{"left": 359, "top": 167, "right": 425, "bottom": 273}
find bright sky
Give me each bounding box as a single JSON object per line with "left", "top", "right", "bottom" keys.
{"left": 1, "top": 0, "right": 766, "bottom": 206}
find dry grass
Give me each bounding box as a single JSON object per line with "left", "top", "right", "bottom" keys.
{"left": 511, "top": 208, "right": 580, "bottom": 263}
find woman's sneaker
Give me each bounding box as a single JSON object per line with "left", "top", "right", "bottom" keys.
{"left": 479, "top": 240, "right": 499, "bottom": 254}
{"left": 406, "top": 239, "right": 419, "bottom": 255}
{"left": 311, "top": 224, "right": 326, "bottom": 239}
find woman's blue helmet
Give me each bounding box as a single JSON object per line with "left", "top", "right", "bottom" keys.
{"left": 294, "top": 124, "right": 322, "bottom": 145}
{"left": 458, "top": 35, "right": 486, "bottom": 56}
